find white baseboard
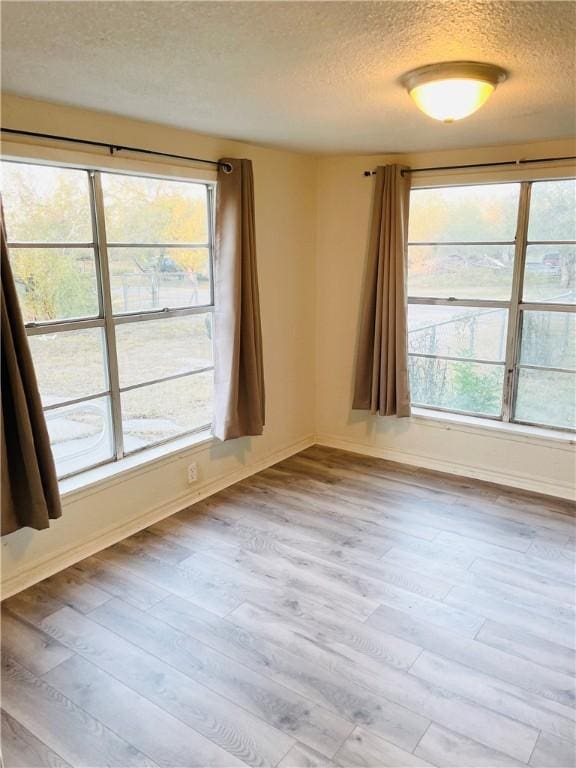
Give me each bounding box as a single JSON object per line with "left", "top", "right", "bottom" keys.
{"left": 1, "top": 434, "right": 315, "bottom": 599}
{"left": 315, "top": 433, "right": 576, "bottom": 501}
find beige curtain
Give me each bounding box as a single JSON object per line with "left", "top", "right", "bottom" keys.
{"left": 213, "top": 158, "right": 265, "bottom": 440}
{"left": 1, "top": 203, "right": 62, "bottom": 535}
{"left": 353, "top": 164, "right": 411, "bottom": 417}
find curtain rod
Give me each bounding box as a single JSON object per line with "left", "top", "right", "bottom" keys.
{"left": 363, "top": 155, "right": 576, "bottom": 177}
{"left": 0, "top": 127, "right": 232, "bottom": 172}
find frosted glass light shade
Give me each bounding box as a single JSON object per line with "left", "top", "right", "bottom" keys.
{"left": 402, "top": 62, "right": 507, "bottom": 123}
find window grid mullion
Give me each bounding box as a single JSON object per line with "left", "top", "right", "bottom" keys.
{"left": 502, "top": 181, "right": 532, "bottom": 423}
{"left": 519, "top": 302, "right": 576, "bottom": 313}
{"left": 408, "top": 240, "right": 515, "bottom": 247}
{"left": 25, "top": 317, "right": 105, "bottom": 335}
{"left": 119, "top": 366, "right": 214, "bottom": 394}
{"left": 90, "top": 170, "right": 125, "bottom": 460}
{"left": 408, "top": 297, "right": 510, "bottom": 308}
{"left": 113, "top": 304, "right": 214, "bottom": 325}
{"left": 207, "top": 184, "right": 216, "bottom": 309}
{"left": 408, "top": 352, "right": 505, "bottom": 367}
{"left": 106, "top": 242, "right": 210, "bottom": 249}
{"left": 8, "top": 241, "right": 96, "bottom": 249}
{"left": 43, "top": 390, "right": 111, "bottom": 412}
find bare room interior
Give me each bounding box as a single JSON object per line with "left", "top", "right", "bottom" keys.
{"left": 0, "top": 2, "right": 575, "bottom": 767}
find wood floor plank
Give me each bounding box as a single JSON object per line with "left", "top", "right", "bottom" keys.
{"left": 1, "top": 610, "right": 74, "bottom": 676}
{"left": 409, "top": 651, "right": 576, "bottom": 742}
{"left": 334, "top": 726, "right": 435, "bottom": 767}
{"left": 149, "top": 595, "right": 430, "bottom": 753}
{"left": 69, "top": 555, "right": 170, "bottom": 610}
{"left": 108, "top": 527, "right": 381, "bottom": 624}
{"left": 0, "top": 709, "right": 72, "bottom": 768}
{"left": 32, "top": 570, "right": 113, "bottom": 615}
{"left": 2, "top": 446, "right": 573, "bottom": 768}
{"left": 462, "top": 571, "right": 576, "bottom": 626}
{"left": 229, "top": 602, "right": 537, "bottom": 762}
{"left": 2, "top": 584, "right": 66, "bottom": 624}
{"left": 94, "top": 540, "right": 245, "bottom": 616}
{"left": 37, "top": 606, "right": 295, "bottom": 767}
{"left": 445, "top": 583, "right": 576, "bottom": 649}
{"left": 529, "top": 732, "right": 576, "bottom": 767}
{"left": 527, "top": 540, "right": 575, "bottom": 566}
{"left": 88, "top": 597, "right": 354, "bottom": 757}
{"left": 122, "top": 528, "right": 196, "bottom": 564}
{"left": 414, "top": 723, "right": 525, "bottom": 767}
{"left": 242, "top": 464, "right": 439, "bottom": 536}
{"left": 220, "top": 478, "right": 438, "bottom": 555}
{"left": 277, "top": 743, "right": 337, "bottom": 767}
{"left": 176, "top": 535, "right": 452, "bottom": 618}
{"left": 382, "top": 537, "right": 576, "bottom": 603}
{"left": 444, "top": 490, "right": 576, "bottom": 538}
{"left": 179, "top": 545, "right": 380, "bottom": 620}
{"left": 185, "top": 496, "right": 400, "bottom": 560}
{"left": 380, "top": 545, "right": 472, "bottom": 583}
{"left": 469, "top": 557, "right": 575, "bottom": 605}
{"left": 155, "top": 505, "right": 452, "bottom": 598}
{"left": 492, "top": 487, "right": 576, "bottom": 519}
{"left": 279, "top": 455, "right": 575, "bottom": 552}
{"left": 1, "top": 655, "right": 157, "bottom": 767}
{"left": 476, "top": 620, "right": 576, "bottom": 677}
{"left": 376, "top": 585, "right": 486, "bottom": 638}
{"left": 184, "top": 587, "right": 422, "bottom": 672}
{"left": 277, "top": 454, "right": 558, "bottom": 547}
{"left": 367, "top": 604, "right": 576, "bottom": 709}
{"left": 248, "top": 470, "right": 444, "bottom": 543}
{"left": 153, "top": 509, "right": 415, "bottom": 576}
{"left": 174, "top": 536, "right": 479, "bottom": 636}
{"left": 436, "top": 531, "right": 576, "bottom": 583}
{"left": 380, "top": 536, "right": 478, "bottom": 569}
{"left": 301, "top": 446, "right": 575, "bottom": 521}
{"left": 228, "top": 590, "right": 422, "bottom": 672}
{"left": 43, "top": 654, "right": 248, "bottom": 767}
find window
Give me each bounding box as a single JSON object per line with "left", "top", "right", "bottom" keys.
{"left": 407, "top": 178, "right": 576, "bottom": 431}
{"left": 2, "top": 160, "right": 215, "bottom": 478}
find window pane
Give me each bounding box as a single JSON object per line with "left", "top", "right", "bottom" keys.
{"left": 101, "top": 174, "right": 208, "bottom": 244}
{"left": 408, "top": 184, "right": 520, "bottom": 242}
{"left": 408, "top": 244, "right": 515, "bottom": 299}
{"left": 409, "top": 357, "right": 504, "bottom": 416}
{"left": 116, "top": 314, "right": 213, "bottom": 388}
{"left": 46, "top": 397, "right": 114, "bottom": 477}
{"left": 109, "top": 247, "right": 210, "bottom": 312}
{"left": 122, "top": 371, "right": 213, "bottom": 452}
{"left": 408, "top": 306, "right": 508, "bottom": 361}
{"left": 519, "top": 311, "right": 576, "bottom": 370}
{"left": 1, "top": 162, "right": 92, "bottom": 243}
{"left": 29, "top": 328, "right": 108, "bottom": 406}
{"left": 523, "top": 245, "right": 575, "bottom": 304}
{"left": 528, "top": 180, "right": 576, "bottom": 241}
{"left": 514, "top": 369, "right": 575, "bottom": 430}
{"left": 9, "top": 248, "right": 99, "bottom": 322}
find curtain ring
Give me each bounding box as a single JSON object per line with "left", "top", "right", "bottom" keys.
{"left": 223, "top": 162, "right": 234, "bottom": 174}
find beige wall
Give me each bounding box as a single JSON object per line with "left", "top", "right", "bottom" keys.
{"left": 1, "top": 95, "right": 317, "bottom": 594}
{"left": 315, "top": 139, "right": 576, "bottom": 500}
{"left": 1, "top": 96, "right": 574, "bottom": 594}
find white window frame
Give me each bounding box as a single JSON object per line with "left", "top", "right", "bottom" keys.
{"left": 408, "top": 177, "right": 576, "bottom": 433}
{"left": 5, "top": 159, "right": 216, "bottom": 478}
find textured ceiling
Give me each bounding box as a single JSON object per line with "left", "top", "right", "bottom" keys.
{"left": 2, "top": 1, "right": 575, "bottom": 153}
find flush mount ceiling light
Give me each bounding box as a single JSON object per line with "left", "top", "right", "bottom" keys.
{"left": 401, "top": 61, "right": 507, "bottom": 123}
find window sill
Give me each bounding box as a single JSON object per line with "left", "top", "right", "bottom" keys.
{"left": 411, "top": 407, "right": 575, "bottom": 447}
{"left": 59, "top": 429, "right": 215, "bottom": 502}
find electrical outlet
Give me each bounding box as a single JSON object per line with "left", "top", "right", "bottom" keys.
{"left": 187, "top": 462, "right": 198, "bottom": 484}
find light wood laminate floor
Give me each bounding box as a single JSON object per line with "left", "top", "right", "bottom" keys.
{"left": 1, "top": 446, "right": 575, "bottom": 767}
